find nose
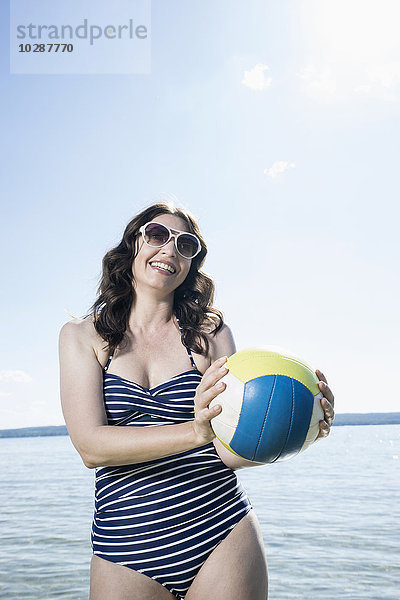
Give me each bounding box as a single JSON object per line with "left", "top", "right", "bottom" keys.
{"left": 160, "top": 237, "right": 177, "bottom": 257}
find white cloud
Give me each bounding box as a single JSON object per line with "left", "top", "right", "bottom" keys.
{"left": 0, "top": 391, "right": 11, "bottom": 398}
{"left": 353, "top": 84, "right": 373, "bottom": 95}
{"left": 354, "top": 61, "right": 400, "bottom": 99}
{"left": 298, "top": 61, "right": 400, "bottom": 101}
{"left": 0, "top": 370, "right": 32, "bottom": 383}
{"left": 242, "top": 63, "right": 272, "bottom": 91}
{"left": 366, "top": 62, "right": 400, "bottom": 88}
{"left": 264, "top": 161, "right": 296, "bottom": 179}
{"left": 298, "top": 65, "right": 337, "bottom": 95}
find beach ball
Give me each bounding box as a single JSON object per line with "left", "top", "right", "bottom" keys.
{"left": 210, "top": 348, "right": 324, "bottom": 463}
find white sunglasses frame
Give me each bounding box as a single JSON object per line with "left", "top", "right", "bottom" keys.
{"left": 139, "top": 221, "right": 202, "bottom": 259}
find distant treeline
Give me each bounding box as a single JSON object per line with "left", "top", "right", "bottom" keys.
{"left": 0, "top": 425, "right": 68, "bottom": 438}
{"left": 0, "top": 414, "right": 400, "bottom": 438}
{"left": 333, "top": 413, "right": 400, "bottom": 426}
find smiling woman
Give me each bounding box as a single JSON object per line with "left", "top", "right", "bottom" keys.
{"left": 89, "top": 204, "right": 223, "bottom": 357}
{"left": 59, "top": 202, "right": 271, "bottom": 600}
{"left": 59, "top": 201, "right": 334, "bottom": 599}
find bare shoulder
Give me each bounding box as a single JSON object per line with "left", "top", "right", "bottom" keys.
{"left": 59, "top": 316, "right": 104, "bottom": 360}
{"left": 60, "top": 316, "right": 94, "bottom": 343}
{"left": 203, "top": 317, "right": 237, "bottom": 362}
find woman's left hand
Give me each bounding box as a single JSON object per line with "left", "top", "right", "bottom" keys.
{"left": 315, "top": 369, "right": 335, "bottom": 440}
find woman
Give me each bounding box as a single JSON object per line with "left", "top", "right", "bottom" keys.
{"left": 59, "top": 202, "right": 335, "bottom": 600}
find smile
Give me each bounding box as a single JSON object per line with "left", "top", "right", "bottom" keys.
{"left": 149, "top": 261, "right": 176, "bottom": 274}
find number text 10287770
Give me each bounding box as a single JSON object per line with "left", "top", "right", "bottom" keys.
{"left": 18, "top": 43, "right": 73, "bottom": 53}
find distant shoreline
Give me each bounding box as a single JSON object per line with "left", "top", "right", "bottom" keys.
{"left": 1, "top": 413, "right": 399, "bottom": 438}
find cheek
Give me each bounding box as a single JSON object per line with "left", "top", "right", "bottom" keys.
{"left": 132, "top": 240, "right": 149, "bottom": 274}
{"left": 131, "top": 255, "right": 144, "bottom": 279}
{"left": 179, "top": 262, "right": 192, "bottom": 282}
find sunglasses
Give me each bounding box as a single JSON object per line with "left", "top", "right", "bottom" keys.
{"left": 139, "top": 221, "right": 202, "bottom": 259}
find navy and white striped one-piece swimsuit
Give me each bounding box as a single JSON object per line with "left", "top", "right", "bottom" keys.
{"left": 91, "top": 321, "right": 252, "bottom": 599}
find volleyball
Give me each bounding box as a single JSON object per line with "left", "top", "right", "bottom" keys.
{"left": 210, "top": 348, "right": 324, "bottom": 463}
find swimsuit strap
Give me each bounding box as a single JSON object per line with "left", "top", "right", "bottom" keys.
{"left": 104, "top": 354, "right": 113, "bottom": 372}
{"left": 104, "top": 317, "right": 198, "bottom": 372}
{"left": 175, "top": 316, "right": 198, "bottom": 370}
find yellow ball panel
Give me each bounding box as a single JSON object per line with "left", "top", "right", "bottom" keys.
{"left": 216, "top": 437, "right": 241, "bottom": 457}
{"left": 227, "top": 348, "right": 320, "bottom": 396}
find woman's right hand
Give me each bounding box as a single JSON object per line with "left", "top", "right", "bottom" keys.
{"left": 192, "top": 356, "right": 228, "bottom": 445}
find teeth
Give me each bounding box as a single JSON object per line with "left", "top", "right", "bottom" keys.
{"left": 150, "top": 261, "right": 175, "bottom": 273}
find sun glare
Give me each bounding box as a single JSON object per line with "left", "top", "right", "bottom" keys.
{"left": 305, "top": 0, "right": 400, "bottom": 62}
{"left": 299, "top": 0, "right": 400, "bottom": 99}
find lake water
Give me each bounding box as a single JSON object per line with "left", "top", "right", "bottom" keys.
{"left": 0, "top": 425, "right": 399, "bottom": 599}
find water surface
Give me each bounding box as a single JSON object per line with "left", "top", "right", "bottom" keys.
{"left": 0, "top": 425, "right": 398, "bottom": 599}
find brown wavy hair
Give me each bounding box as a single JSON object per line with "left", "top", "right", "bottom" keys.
{"left": 87, "top": 203, "right": 223, "bottom": 356}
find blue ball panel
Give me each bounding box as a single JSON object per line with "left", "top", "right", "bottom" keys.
{"left": 229, "top": 375, "right": 278, "bottom": 461}
{"left": 254, "top": 375, "right": 294, "bottom": 462}
{"left": 229, "top": 375, "right": 314, "bottom": 462}
{"left": 277, "top": 378, "right": 314, "bottom": 461}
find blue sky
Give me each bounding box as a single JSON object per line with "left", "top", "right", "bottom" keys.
{"left": 1, "top": 0, "right": 399, "bottom": 428}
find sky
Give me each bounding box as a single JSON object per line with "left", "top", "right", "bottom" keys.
{"left": 1, "top": 0, "right": 399, "bottom": 429}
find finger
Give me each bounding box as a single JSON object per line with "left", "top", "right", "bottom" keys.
{"left": 200, "top": 358, "right": 229, "bottom": 392}
{"left": 209, "top": 355, "right": 228, "bottom": 369}
{"left": 196, "top": 402, "right": 222, "bottom": 422}
{"left": 315, "top": 369, "right": 328, "bottom": 385}
{"left": 318, "top": 381, "right": 335, "bottom": 407}
{"left": 215, "top": 355, "right": 228, "bottom": 366}
{"left": 196, "top": 392, "right": 224, "bottom": 423}
{"left": 197, "top": 370, "right": 228, "bottom": 400}
{"left": 322, "top": 398, "right": 334, "bottom": 425}
{"left": 316, "top": 420, "right": 330, "bottom": 440}
{"left": 195, "top": 378, "right": 227, "bottom": 410}
{"left": 202, "top": 356, "right": 227, "bottom": 381}
{"left": 204, "top": 380, "right": 227, "bottom": 405}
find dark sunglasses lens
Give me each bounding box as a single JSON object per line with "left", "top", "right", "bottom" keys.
{"left": 177, "top": 234, "right": 199, "bottom": 258}
{"left": 144, "top": 223, "right": 169, "bottom": 246}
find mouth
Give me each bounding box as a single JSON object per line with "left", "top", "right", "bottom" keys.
{"left": 149, "top": 261, "right": 176, "bottom": 274}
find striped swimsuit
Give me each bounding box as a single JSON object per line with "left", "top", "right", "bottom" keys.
{"left": 91, "top": 325, "right": 252, "bottom": 598}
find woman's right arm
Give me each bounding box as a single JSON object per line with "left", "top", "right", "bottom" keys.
{"left": 59, "top": 320, "right": 225, "bottom": 469}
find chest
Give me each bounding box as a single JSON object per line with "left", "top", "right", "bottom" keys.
{"left": 105, "top": 329, "right": 209, "bottom": 389}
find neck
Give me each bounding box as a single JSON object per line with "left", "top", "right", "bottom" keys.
{"left": 127, "top": 289, "right": 176, "bottom": 333}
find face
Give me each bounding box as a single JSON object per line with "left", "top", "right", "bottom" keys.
{"left": 132, "top": 213, "right": 193, "bottom": 294}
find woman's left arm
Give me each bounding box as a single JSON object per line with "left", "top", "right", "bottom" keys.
{"left": 209, "top": 325, "right": 335, "bottom": 469}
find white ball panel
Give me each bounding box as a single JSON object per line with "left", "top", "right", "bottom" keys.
{"left": 210, "top": 372, "right": 244, "bottom": 444}
{"left": 211, "top": 421, "right": 237, "bottom": 445}
{"left": 209, "top": 372, "right": 244, "bottom": 422}
{"left": 300, "top": 392, "right": 324, "bottom": 452}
